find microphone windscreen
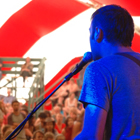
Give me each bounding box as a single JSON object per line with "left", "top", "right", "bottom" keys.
{"left": 83, "top": 52, "right": 93, "bottom": 63}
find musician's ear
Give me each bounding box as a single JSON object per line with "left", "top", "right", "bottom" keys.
{"left": 94, "top": 27, "right": 103, "bottom": 43}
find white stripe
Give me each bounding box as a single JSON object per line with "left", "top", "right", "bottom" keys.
{"left": 0, "top": 1, "right": 140, "bottom": 85}
{"left": 0, "top": 0, "right": 31, "bottom": 27}
{"left": 24, "top": 8, "right": 95, "bottom": 84}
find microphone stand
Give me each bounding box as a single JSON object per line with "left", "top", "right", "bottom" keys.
{"left": 6, "top": 72, "right": 73, "bottom": 140}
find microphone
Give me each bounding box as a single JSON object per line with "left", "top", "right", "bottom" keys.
{"left": 72, "top": 52, "right": 93, "bottom": 76}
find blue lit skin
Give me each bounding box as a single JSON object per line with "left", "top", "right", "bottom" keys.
{"left": 89, "top": 21, "right": 103, "bottom": 61}
{"left": 74, "top": 104, "right": 107, "bottom": 140}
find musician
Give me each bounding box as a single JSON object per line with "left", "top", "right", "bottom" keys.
{"left": 74, "top": 5, "right": 140, "bottom": 140}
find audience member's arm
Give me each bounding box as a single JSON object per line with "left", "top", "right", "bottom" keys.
{"left": 72, "top": 108, "right": 85, "bottom": 139}
{"left": 34, "top": 118, "right": 40, "bottom": 127}
{"left": 72, "top": 121, "right": 82, "bottom": 139}
{"left": 0, "top": 101, "right": 7, "bottom": 115}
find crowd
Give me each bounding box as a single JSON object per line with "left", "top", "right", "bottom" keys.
{"left": 0, "top": 77, "right": 85, "bottom": 140}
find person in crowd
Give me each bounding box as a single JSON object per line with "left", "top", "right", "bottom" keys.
{"left": 20, "top": 107, "right": 28, "bottom": 116}
{"left": 20, "top": 57, "right": 33, "bottom": 87}
{"left": 67, "top": 78, "right": 80, "bottom": 97}
{"left": 35, "top": 110, "right": 52, "bottom": 128}
{"left": 7, "top": 100, "right": 28, "bottom": 140}
{"left": 2, "top": 124, "right": 12, "bottom": 137}
{"left": 24, "top": 111, "right": 35, "bottom": 140}
{"left": 32, "top": 130, "right": 44, "bottom": 140}
{"left": 54, "top": 113, "right": 65, "bottom": 134}
{"left": 74, "top": 4, "right": 140, "bottom": 140}
{"left": 63, "top": 92, "right": 78, "bottom": 117}
{"left": 35, "top": 111, "right": 47, "bottom": 133}
{"left": 55, "top": 134, "right": 65, "bottom": 140}
{"left": 28, "top": 114, "right": 36, "bottom": 134}
{"left": 68, "top": 107, "right": 78, "bottom": 122}
{"left": 0, "top": 99, "right": 7, "bottom": 116}
{"left": 56, "top": 97, "right": 64, "bottom": 107}
{"left": 21, "top": 104, "right": 28, "bottom": 111}
{"left": 44, "top": 132, "right": 55, "bottom": 140}
{"left": 3, "top": 103, "right": 13, "bottom": 125}
{"left": 3, "top": 129, "right": 17, "bottom": 140}
{"left": 62, "top": 116, "right": 74, "bottom": 140}
{"left": 51, "top": 105, "right": 61, "bottom": 121}
{"left": 50, "top": 82, "right": 69, "bottom": 106}
{"left": 44, "top": 110, "right": 52, "bottom": 118}
{"left": 44, "top": 117, "right": 58, "bottom": 136}
{"left": 0, "top": 58, "right": 3, "bottom": 80}
{"left": 57, "top": 104, "right": 64, "bottom": 116}
{"left": 3, "top": 88, "right": 16, "bottom": 105}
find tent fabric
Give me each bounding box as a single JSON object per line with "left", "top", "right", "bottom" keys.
{"left": 0, "top": 0, "right": 139, "bottom": 84}
{"left": 0, "top": 0, "right": 139, "bottom": 57}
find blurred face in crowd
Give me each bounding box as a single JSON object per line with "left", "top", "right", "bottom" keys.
{"left": 7, "top": 89, "right": 11, "bottom": 96}
{"left": 67, "top": 117, "right": 74, "bottom": 128}
{"left": 69, "top": 92, "right": 75, "bottom": 100}
{"left": 32, "top": 116, "right": 36, "bottom": 124}
{"left": 53, "top": 106, "right": 61, "bottom": 114}
{"left": 34, "top": 132, "right": 44, "bottom": 140}
{"left": 56, "top": 114, "right": 63, "bottom": 123}
{"left": 45, "top": 122, "right": 54, "bottom": 132}
{"left": 26, "top": 57, "right": 30, "bottom": 63}
{"left": 12, "top": 102, "right": 19, "bottom": 112}
{"left": 69, "top": 109, "right": 77, "bottom": 121}
{"left": 45, "top": 111, "right": 51, "bottom": 118}
{"left": 40, "top": 118, "right": 46, "bottom": 127}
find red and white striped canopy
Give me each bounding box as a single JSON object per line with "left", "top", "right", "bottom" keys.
{"left": 0, "top": 0, "right": 140, "bottom": 84}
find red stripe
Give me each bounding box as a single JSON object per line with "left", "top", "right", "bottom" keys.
{"left": 0, "top": 0, "right": 88, "bottom": 57}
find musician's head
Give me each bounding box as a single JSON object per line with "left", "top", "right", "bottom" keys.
{"left": 89, "top": 5, "right": 134, "bottom": 60}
